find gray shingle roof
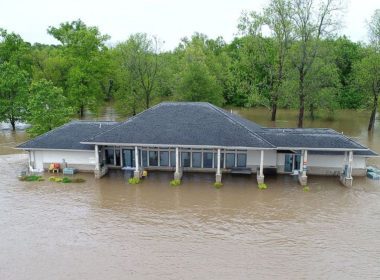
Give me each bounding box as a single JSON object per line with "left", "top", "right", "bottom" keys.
{"left": 257, "top": 128, "right": 370, "bottom": 150}
{"left": 17, "top": 121, "right": 119, "bottom": 150}
{"left": 17, "top": 102, "right": 377, "bottom": 156}
{"left": 83, "top": 102, "right": 274, "bottom": 148}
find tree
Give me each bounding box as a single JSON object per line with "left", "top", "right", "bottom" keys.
{"left": 47, "top": 20, "right": 110, "bottom": 117}
{"left": 27, "top": 79, "right": 73, "bottom": 136}
{"left": 114, "top": 33, "right": 160, "bottom": 110}
{"left": 239, "top": 0, "right": 293, "bottom": 121}
{"left": 0, "top": 62, "right": 29, "bottom": 130}
{"left": 289, "top": 0, "right": 343, "bottom": 127}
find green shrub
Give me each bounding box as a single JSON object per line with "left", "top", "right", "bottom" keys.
{"left": 49, "top": 177, "right": 62, "bottom": 182}
{"left": 303, "top": 186, "right": 310, "bottom": 192}
{"left": 170, "top": 179, "right": 181, "bottom": 186}
{"left": 128, "top": 177, "right": 141, "bottom": 184}
{"left": 214, "top": 182, "right": 223, "bottom": 188}
{"left": 19, "top": 175, "right": 44, "bottom": 182}
{"left": 62, "top": 177, "right": 72, "bottom": 183}
{"left": 258, "top": 183, "right": 267, "bottom": 190}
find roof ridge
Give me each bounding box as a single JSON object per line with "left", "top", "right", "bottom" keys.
{"left": 205, "top": 104, "right": 275, "bottom": 148}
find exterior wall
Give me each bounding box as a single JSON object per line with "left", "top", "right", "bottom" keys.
{"left": 276, "top": 153, "right": 367, "bottom": 176}
{"left": 247, "top": 150, "right": 277, "bottom": 172}
{"left": 32, "top": 150, "right": 96, "bottom": 172}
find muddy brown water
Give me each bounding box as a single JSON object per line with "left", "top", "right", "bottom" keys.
{"left": 1, "top": 107, "right": 380, "bottom": 279}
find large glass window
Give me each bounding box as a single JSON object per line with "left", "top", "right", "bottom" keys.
{"left": 142, "top": 150, "right": 148, "bottom": 167}
{"left": 203, "top": 152, "right": 213, "bottom": 168}
{"left": 192, "top": 152, "right": 202, "bottom": 168}
{"left": 170, "top": 151, "right": 176, "bottom": 167}
{"left": 181, "top": 152, "right": 190, "bottom": 167}
{"left": 122, "top": 149, "right": 135, "bottom": 167}
{"left": 105, "top": 148, "right": 115, "bottom": 165}
{"left": 160, "top": 151, "right": 169, "bottom": 166}
{"left": 214, "top": 152, "right": 225, "bottom": 168}
{"left": 226, "top": 153, "right": 235, "bottom": 168}
{"left": 149, "top": 151, "right": 158, "bottom": 166}
{"left": 237, "top": 153, "right": 247, "bottom": 167}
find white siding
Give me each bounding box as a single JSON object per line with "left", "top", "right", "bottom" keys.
{"left": 247, "top": 150, "right": 277, "bottom": 166}
{"left": 33, "top": 150, "right": 96, "bottom": 171}
{"left": 307, "top": 154, "right": 365, "bottom": 169}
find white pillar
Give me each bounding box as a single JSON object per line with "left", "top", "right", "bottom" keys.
{"left": 259, "top": 150, "right": 264, "bottom": 177}
{"left": 135, "top": 146, "right": 139, "bottom": 172}
{"left": 95, "top": 145, "right": 100, "bottom": 171}
{"left": 175, "top": 147, "right": 179, "bottom": 174}
{"left": 347, "top": 151, "right": 353, "bottom": 179}
{"left": 299, "top": 151, "right": 304, "bottom": 173}
{"left": 302, "top": 150, "right": 308, "bottom": 177}
{"left": 217, "top": 149, "right": 221, "bottom": 175}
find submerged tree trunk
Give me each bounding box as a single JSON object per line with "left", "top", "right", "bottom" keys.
{"left": 79, "top": 105, "right": 85, "bottom": 118}
{"left": 298, "top": 71, "right": 305, "bottom": 128}
{"left": 309, "top": 103, "right": 315, "bottom": 121}
{"left": 368, "top": 93, "right": 378, "bottom": 131}
{"left": 10, "top": 119, "right": 16, "bottom": 131}
{"left": 271, "top": 102, "right": 278, "bottom": 122}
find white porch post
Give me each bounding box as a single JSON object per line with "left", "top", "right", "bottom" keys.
{"left": 134, "top": 146, "right": 140, "bottom": 179}
{"left": 298, "top": 150, "right": 308, "bottom": 186}
{"left": 340, "top": 150, "right": 354, "bottom": 187}
{"left": 257, "top": 150, "right": 264, "bottom": 184}
{"left": 216, "top": 148, "right": 222, "bottom": 183}
{"left": 174, "top": 147, "right": 182, "bottom": 180}
{"left": 95, "top": 145, "right": 100, "bottom": 171}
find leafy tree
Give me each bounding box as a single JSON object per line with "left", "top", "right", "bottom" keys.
{"left": 27, "top": 79, "right": 72, "bottom": 136}
{"left": 289, "top": 0, "right": 343, "bottom": 127}
{"left": 47, "top": 20, "right": 110, "bottom": 117}
{"left": 0, "top": 62, "right": 29, "bottom": 130}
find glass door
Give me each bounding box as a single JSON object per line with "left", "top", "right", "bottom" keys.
{"left": 122, "top": 149, "right": 135, "bottom": 168}
{"left": 284, "top": 154, "right": 294, "bottom": 173}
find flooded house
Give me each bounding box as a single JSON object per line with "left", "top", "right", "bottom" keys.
{"left": 17, "top": 102, "right": 378, "bottom": 187}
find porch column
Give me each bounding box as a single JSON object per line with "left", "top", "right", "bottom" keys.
{"left": 95, "top": 145, "right": 100, "bottom": 171}
{"left": 257, "top": 150, "right": 265, "bottom": 184}
{"left": 216, "top": 148, "right": 222, "bottom": 183}
{"left": 298, "top": 150, "right": 308, "bottom": 186}
{"left": 174, "top": 147, "right": 182, "bottom": 180}
{"left": 134, "top": 146, "right": 140, "bottom": 179}
{"left": 340, "top": 151, "right": 354, "bottom": 187}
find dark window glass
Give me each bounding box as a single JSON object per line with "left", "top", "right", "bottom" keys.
{"left": 192, "top": 152, "right": 202, "bottom": 168}
{"left": 115, "top": 149, "right": 121, "bottom": 166}
{"left": 105, "top": 148, "right": 115, "bottom": 165}
{"left": 149, "top": 151, "right": 158, "bottom": 166}
{"left": 226, "top": 153, "right": 235, "bottom": 168}
{"left": 122, "top": 149, "right": 135, "bottom": 167}
{"left": 213, "top": 152, "right": 224, "bottom": 168}
{"left": 203, "top": 152, "right": 213, "bottom": 168}
{"left": 160, "top": 151, "right": 169, "bottom": 166}
{"left": 170, "top": 151, "right": 176, "bottom": 167}
{"left": 142, "top": 150, "right": 148, "bottom": 167}
{"left": 237, "top": 153, "right": 247, "bottom": 167}
{"left": 181, "top": 152, "right": 190, "bottom": 167}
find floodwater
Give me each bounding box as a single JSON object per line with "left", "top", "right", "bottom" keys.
{"left": 1, "top": 107, "right": 380, "bottom": 279}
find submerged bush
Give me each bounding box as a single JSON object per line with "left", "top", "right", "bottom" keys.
{"left": 258, "top": 183, "right": 267, "bottom": 190}
{"left": 19, "top": 175, "right": 44, "bottom": 182}
{"left": 128, "top": 177, "right": 141, "bottom": 184}
{"left": 303, "top": 186, "right": 310, "bottom": 192}
{"left": 62, "top": 177, "right": 72, "bottom": 183}
{"left": 170, "top": 179, "right": 181, "bottom": 186}
{"left": 48, "top": 176, "right": 85, "bottom": 183}
{"left": 214, "top": 182, "right": 223, "bottom": 188}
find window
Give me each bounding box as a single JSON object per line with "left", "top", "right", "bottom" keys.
{"left": 226, "top": 153, "right": 235, "bottom": 168}
{"left": 142, "top": 150, "right": 148, "bottom": 167}
{"left": 192, "top": 152, "right": 202, "bottom": 168}
{"left": 181, "top": 152, "right": 190, "bottom": 167}
{"left": 160, "top": 151, "right": 169, "bottom": 166}
{"left": 237, "top": 153, "right": 247, "bottom": 167}
{"left": 203, "top": 152, "right": 213, "bottom": 168}
{"left": 122, "top": 149, "right": 134, "bottom": 167}
{"left": 105, "top": 148, "right": 115, "bottom": 165}
{"left": 170, "top": 151, "right": 176, "bottom": 167}
{"left": 149, "top": 151, "right": 158, "bottom": 166}
{"left": 214, "top": 152, "right": 224, "bottom": 168}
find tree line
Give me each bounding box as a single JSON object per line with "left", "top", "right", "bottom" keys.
{"left": 0, "top": 0, "right": 379, "bottom": 136}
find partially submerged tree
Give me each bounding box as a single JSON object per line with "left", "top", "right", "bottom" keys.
{"left": 0, "top": 62, "right": 29, "bottom": 130}
{"left": 47, "top": 20, "right": 110, "bottom": 117}
{"left": 289, "top": 0, "right": 343, "bottom": 127}
{"left": 27, "top": 79, "right": 73, "bottom": 136}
